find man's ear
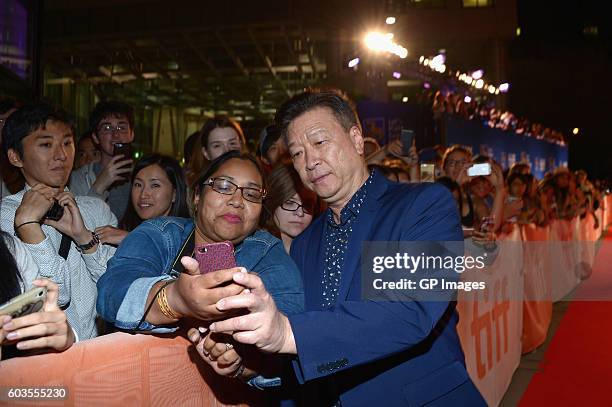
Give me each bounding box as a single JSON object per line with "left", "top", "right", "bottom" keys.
{"left": 91, "top": 132, "right": 100, "bottom": 146}
{"left": 349, "top": 126, "right": 365, "bottom": 155}
{"left": 7, "top": 148, "right": 24, "bottom": 169}
{"left": 201, "top": 146, "right": 210, "bottom": 161}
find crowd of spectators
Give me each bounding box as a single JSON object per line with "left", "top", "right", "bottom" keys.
{"left": 0, "top": 91, "right": 607, "bottom": 402}
{"left": 415, "top": 89, "right": 567, "bottom": 145}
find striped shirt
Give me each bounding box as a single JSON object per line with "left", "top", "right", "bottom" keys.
{"left": 0, "top": 187, "right": 117, "bottom": 340}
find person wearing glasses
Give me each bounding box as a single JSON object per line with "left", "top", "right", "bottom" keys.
{"left": 70, "top": 101, "right": 135, "bottom": 219}
{"left": 262, "top": 162, "right": 323, "bottom": 253}
{"left": 97, "top": 151, "right": 303, "bottom": 383}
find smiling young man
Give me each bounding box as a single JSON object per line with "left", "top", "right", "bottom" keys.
{"left": 70, "top": 101, "right": 135, "bottom": 220}
{"left": 0, "top": 103, "right": 117, "bottom": 340}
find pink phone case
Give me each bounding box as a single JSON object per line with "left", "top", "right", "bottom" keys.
{"left": 194, "top": 241, "right": 237, "bottom": 274}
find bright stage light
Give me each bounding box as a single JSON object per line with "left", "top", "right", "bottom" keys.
{"left": 474, "top": 79, "right": 484, "bottom": 89}
{"left": 499, "top": 83, "right": 510, "bottom": 93}
{"left": 392, "top": 71, "right": 402, "bottom": 79}
{"left": 464, "top": 96, "right": 472, "bottom": 103}
{"left": 386, "top": 16, "right": 396, "bottom": 25}
{"left": 573, "top": 128, "right": 580, "bottom": 135}
{"left": 364, "top": 31, "right": 408, "bottom": 59}
{"left": 348, "top": 57, "right": 360, "bottom": 68}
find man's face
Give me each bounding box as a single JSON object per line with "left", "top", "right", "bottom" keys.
{"left": 75, "top": 137, "right": 101, "bottom": 169}
{"left": 92, "top": 114, "right": 134, "bottom": 157}
{"left": 8, "top": 120, "right": 75, "bottom": 188}
{"left": 264, "top": 137, "right": 286, "bottom": 166}
{"left": 286, "top": 107, "right": 365, "bottom": 207}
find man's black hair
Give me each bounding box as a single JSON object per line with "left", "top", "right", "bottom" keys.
{"left": 1, "top": 102, "right": 75, "bottom": 158}
{"left": 89, "top": 100, "right": 134, "bottom": 134}
{"left": 275, "top": 88, "right": 360, "bottom": 141}
{"left": 258, "top": 123, "right": 282, "bottom": 158}
{"left": 0, "top": 97, "right": 17, "bottom": 115}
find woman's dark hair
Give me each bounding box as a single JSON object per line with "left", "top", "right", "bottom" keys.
{"left": 0, "top": 232, "right": 23, "bottom": 305}
{"left": 261, "top": 161, "right": 323, "bottom": 236}
{"left": 195, "top": 150, "right": 265, "bottom": 197}
{"left": 200, "top": 116, "right": 246, "bottom": 150}
{"left": 120, "top": 154, "right": 190, "bottom": 231}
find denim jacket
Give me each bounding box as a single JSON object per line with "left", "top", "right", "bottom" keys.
{"left": 97, "top": 217, "right": 304, "bottom": 332}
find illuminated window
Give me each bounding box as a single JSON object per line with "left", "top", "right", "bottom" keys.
{"left": 462, "top": 0, "right": 494, "bottom": 7}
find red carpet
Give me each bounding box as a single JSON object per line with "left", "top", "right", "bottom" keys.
{"left": 520, "top": 230, "right": 612, "bottom": 406}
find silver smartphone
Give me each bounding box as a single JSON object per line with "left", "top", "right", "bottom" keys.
{"left": 0, "top": 286, "right": 47, "bottom": 319}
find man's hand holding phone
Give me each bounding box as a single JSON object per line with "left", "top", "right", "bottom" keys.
{"left": 91, "top": 153, "right": 133, "bottom": 195}
{"left": 14, "top": 184, "right": 61, "bottom": 244}
{"left": 162, "top": 257, "right": 246, "bottom": 323}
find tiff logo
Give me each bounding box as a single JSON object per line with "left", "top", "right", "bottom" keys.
{"left": 470, "top": 275, "right": 511, "bottom": 379}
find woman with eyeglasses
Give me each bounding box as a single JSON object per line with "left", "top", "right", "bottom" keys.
{"left": 263, "top": 163, "right": 323, "bottom": 254}
{"left": 97, "top": 151, "right": 303, "bottom": 382}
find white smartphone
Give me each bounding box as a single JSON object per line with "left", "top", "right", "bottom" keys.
{"left": 467, "top": 163, "right": 492, "bottom": 177}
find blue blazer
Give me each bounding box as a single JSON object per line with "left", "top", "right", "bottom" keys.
{"left": 288, "top": 172, "right": 485, "bottom": 406}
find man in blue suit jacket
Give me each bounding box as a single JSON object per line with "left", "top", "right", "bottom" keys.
{"left": 210, "top": 89, "right": 486, "bottom": 406}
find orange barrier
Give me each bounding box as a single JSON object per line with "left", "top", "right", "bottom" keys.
{"left": 456, "top": 225, "right": 524, "bottom": 407}
{"left": 605, "top": 195, "right": 612, "bottom": 228}
{"left": 0, "top": 332, "right": 263, "bottom": 407}
{"left": 1, "top": 195, "right": 610, "bottom": 407}
{"left": 520, "top": 224, "right": 553, "bottom": 354}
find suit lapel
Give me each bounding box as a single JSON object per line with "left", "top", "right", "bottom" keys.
{"left": 304, "top": 216, "right": 327, "bottom": 311}
{"left": 337, "top": 172, "right": 388, "bottom": 301}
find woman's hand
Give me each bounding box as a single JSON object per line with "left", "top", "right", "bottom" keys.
{"left": 95, "top": 225, "right": 129, "bottom": 246}
{"left": 188, "top": 328, "right": 246, "bottom": 378}
{"left": 1, "top": 279, "right": 75, "bottom": 356}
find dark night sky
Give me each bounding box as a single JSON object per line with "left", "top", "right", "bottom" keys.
{"left": 511, "top": 0, "right": 611, "bottom": 180}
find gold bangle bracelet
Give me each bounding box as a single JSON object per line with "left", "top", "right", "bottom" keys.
{"left": 157, "top": 284, "right": 181, "bottom": 320}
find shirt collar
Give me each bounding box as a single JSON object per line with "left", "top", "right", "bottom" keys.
{"left": 326, "top": 170, "right": 375, "bottom": 227}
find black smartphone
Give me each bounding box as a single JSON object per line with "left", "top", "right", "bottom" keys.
{"left": 113, "top": 143, "right": 132, "bottom": 158}
{"left": 400, "top": 129, "right": 414, "bottom": 156}
{"left": 43, "top": 200, "right": 64, "bottom": 222}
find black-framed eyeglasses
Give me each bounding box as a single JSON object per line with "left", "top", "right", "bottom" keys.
{"left": 281, "top": 199, "right": 314, "bottom": 214}
{"left": 204, "top": 178, "right": 266, "bottom": 203}
{"left": 98, "top": 123, "right": 130, "bottom": 135}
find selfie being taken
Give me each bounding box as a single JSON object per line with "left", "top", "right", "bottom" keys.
{"left": 1, "top": 1, "right": 611, "bottom": 406}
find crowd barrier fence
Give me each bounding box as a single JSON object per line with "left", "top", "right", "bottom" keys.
{"left": 1, "top": 196, "right": 610, "bottom": 407}
{"left": 457, "top": 194, "right": 610, "bottom": 406}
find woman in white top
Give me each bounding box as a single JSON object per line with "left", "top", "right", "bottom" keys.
{"left": 0, "top": 232, "right": 75, "bottom": 359}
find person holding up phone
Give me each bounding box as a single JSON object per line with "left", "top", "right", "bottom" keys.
{"left": 97, "top": 151, "right": 304, "bottom": 382}
{"left": 467, "top": 155, "right": 506, "bottom": 233}
{"left": 0, "top": 103, "right": 117, "bottom": 341}
{"left": 70, "top": 101, "right": 135, "bottom": 220}
{"left": 0, "top": 232, "right": 75, "bottom": 360}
